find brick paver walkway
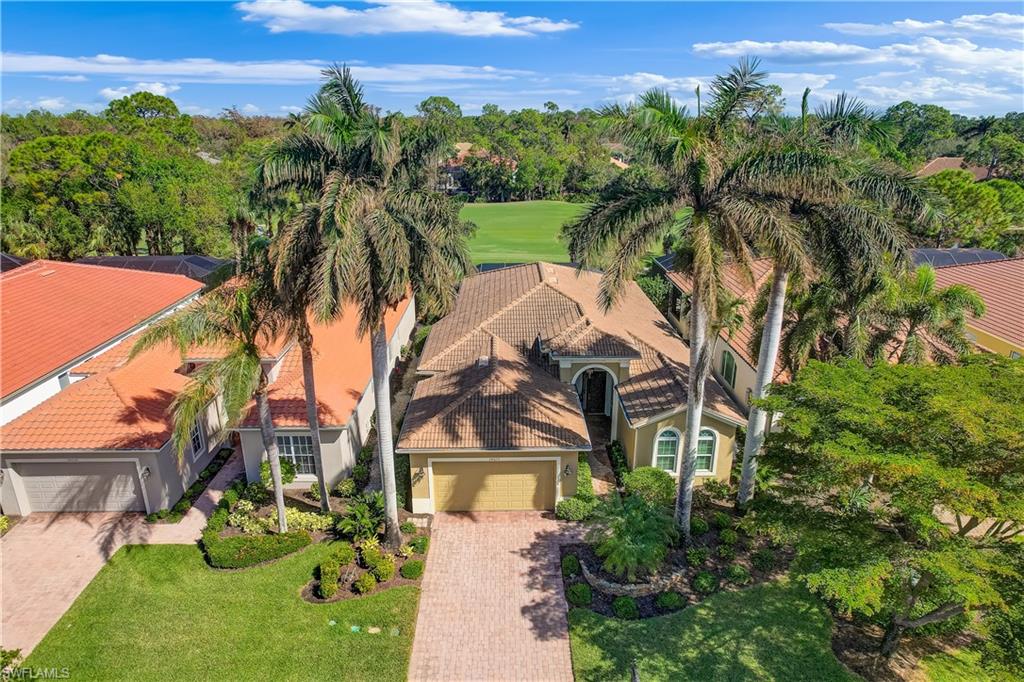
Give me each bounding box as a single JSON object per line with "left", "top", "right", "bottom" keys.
{"left": 409, "top": 512, "right": 583, "bottom": 682}
{"left": 0, "top": 450, "right": 244, "bottom": 655}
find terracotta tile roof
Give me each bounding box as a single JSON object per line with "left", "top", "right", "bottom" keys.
{"left": 546, "top": 320, "right": 641, "bottom": 359}
{"left": 398, "top": 337, "right": 590, "bottom": 451}
{"left": 0, "top": 260, "right": 202, "bottom": 399}
{"left": 916, "top": 156, "right": 991, "bottom": 181}
{"left": 934, "top": 257, "right": 1024, "bottom": 348}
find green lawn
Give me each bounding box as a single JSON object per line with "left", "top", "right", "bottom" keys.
{"left": 569, "top": 580, "right": 857, "bottom": 681}
{"left": 25, "top": 544, "right": 419, "bottom": 681}
{"left": 460, "top": 200, "right": 586, "bottom": 264}
{"left": 922, "top": 647, "right": 1015, "bottom": 682}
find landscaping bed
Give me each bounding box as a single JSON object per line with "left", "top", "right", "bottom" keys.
{"left": 145, "top": 447, "right": 233, "bottom": 523}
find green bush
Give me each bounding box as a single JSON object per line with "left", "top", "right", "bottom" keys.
{"left": 587, "top": 495, "right": 677, "bottom": 581}
{"left": 357, "top": 442, "right": 375, "bottom": 466}
{"left": 690, "top": 516, "right": 710, "bottom": 535}
{"left": 172, "top": 499, "right": 191, "bottom": 515}
{"left": 361, "top": 544, "right": 384, "bottom": 570}
{"left": 612, "top": 596, "right": 639, "bottom": 620}
{"left": 607, "top": 441, "right": 628, "bottom": 482}
{"left": 693, "top": 571, "right": 719, "bottom": 594}
{"left": 400, "top": 560, "right": 425, "bottom": 580}
{"left": 713, "top": 511, "right": 733, "bottom": 529}
{"left": 373, "top": 554, "right": 397, "bottom": 582}
{"left": 686, "top": 547, "right": 709, "bottom": 567}
{"left": 576, "top": 453, "right": 594, "bottom": 502}
{"left": 351, "top": 463, "right": 370, "bottom": 490}
{"left": 399, "top": 520, "right": 417, "bottom": 535}
{"left": 717, "top": 544, "right": 736, "bottom": 560}
{"left": 202, "top": 524, "right": 311, "bottom": 570}
{"left": 566, "top": 583, "right": 592, "bottom": 607}
{"left": 725, "top": 564, "right": 751, "bottom": 584}
{"left": 260, "top": 458, "right": 296, "bottom": 488}
{"left": 561, "top": 554, "right": 581, "bottom": 577}
{"left": 623, "top": 467, "right": 676, "bottom": 508}
{"left": 283, "top": 507, "right": 332, "bottom": 533}
{"left": 337, "top": 492, "right": 385, "bottom": 541}
{"left": 334, "top": 478, "right": 356, "bottom": 498}
{"left": 332, "top": 542, "right": 356, "bottom": 566}
{"left": 751, "top": 548, "right": 776, "bottom": 572}
{"left": 655, "top": 591, "right": 686, "bottom": 612}
{"left": 308, "top": 483, "right": 322, "bottom": 501}
{"left": 555, "top": 497, "right": 594, "bottom": 521}
{"left": 0, "top": 515, "right": 9, "bottom": 535}
{"left": 353, "top": 572, "right": 377, "bottom": 594}
{"left": 719, "top": 528, "right": 739, "bottom": 545}
{"left": 700, "top": 479, "right": 730, "bottom": 501}
{"left": 318, "top": 558, "right": 340, "bottom": 598}
{"left": 221, "top": 486, "right": 241, "bottom": 509}
{"left": 410, "top": 535, "right": 430, "bottom": 555}
{"left": 239, "top": 482, "right": 267, "bottom": 505}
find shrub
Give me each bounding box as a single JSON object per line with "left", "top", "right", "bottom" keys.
{"left": 373, "top": 554, "right": 397, "bottom": 582}
{"left": 561, "top": 554, "right": 581, "bottom": 577}
{"left": 686, "top": 547, "right": 709, "bottom": 567}
{"left": 717, "top": 544, "right": 736, "bottom": 560}
{"left": 607, "top": 441, "right": 628, "bottom": 482}
{"left": 655, "top": 591, "right": 686, "bottom": 612}
{"left": 566, "top": 583, "right": 592, "bottom": 607}
{"left": 701, "top": 479, "right": 730, "bottom": 501}
{"left": 410, "top": 535, "right": 429, "bottom": 555}
{"left": 751, "top": 548, "right": 776, "bottom": 572}
{"left": 713, "top": 511, "right": 733, "bottom": 529}
{"left": 284, "top": 507, "right": 332, "bottom": 533}
{"left": 690, "top": 516, "right": 709, "bottom": 536}
{"left": 693, "top": 571, "right": 719, "bottom": 594}
{"left": 0, "top": 515, "right": 9, "bottom": 535}
{"left": 334, "top": 478, "right": 356, "bottom": 498}
{"left": 400, "top": 560, "right": 425, "bottom": 580}
{"left": 725, "top": 564, "right": 751, "bottom": 585}
{"left": 337, "top": 492, "right": 385, "bottom": 541}
{"left": 222, "top": 485, "right": 241, "bottom": 509}
{"left": 399, "top": 521, "right": 417, "bottom": 535}
{"left": 587, "top": 495, "right": 677, "bottom": 581}
{"left": 612, "top": 596, "right": 639, "bottom": 620}
{"left": 397, "top": 544, "right": 414, "bottom": 559}
{"left": 353, "top": 572, "right": 377, "bottom": 594}
{"left": 719, "top": 528, "right": 739, "bottom": 545}
{"left": 146, "top": 513, "right": 159, "bottom": 523}
{"left": 228, "top": 500, "right": 272, "bottom": 535}
{"left": 202, "top": 525, "right": 311, "bottom": 569}
{"left": 362, "top": 544, "right": 384, "bottom": 570}
{"left": 623, "top": 467, "right": 676, "bottom": 508}
{"left": 240, "top": 482, "right": 267, "bottom": 505}
{"left": 576, "top": 453, "right": 594, "bottom": 502}
{"left": 318, "top": 558, "right": 341, "bottom": 598}
{"left": 260, "top": 458, "right": 296, "bottom": 488}
{"left": 172, "top": 499, "right": 191, "bottom": 515}
{"left": 555, "top": 497, "right": 593, "bottom": 522}
{"left": 351, "top": 463, "right": 370, "bottom": 490}
{"left": 357, "top": 442, "right": 374, "bottom": 466}
{"left": 332, "top": 542, "right": 356, "bottom": 566}
{"left": 308, "top": 483, "right": 322, "bottom": 501}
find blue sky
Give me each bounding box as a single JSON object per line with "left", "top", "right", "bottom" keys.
{"left": 2, "top": 2, "right": 1022, "bottom": 117}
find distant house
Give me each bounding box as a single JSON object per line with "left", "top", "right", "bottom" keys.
{"left": 917, "top": 156, "right": 991, "bottom": 182}
{"left": 911, "top": 248, "right": 1006, "bottom": 268}
{"left": 74, "top": 255, "right": 232, "bottom": 288}
{"left": 0, "top": 260, "right": 203, "bottom": 425}
{"left": 933, "top": 256, "right": 1024, "bottom": 358}
{"left": 0, "top": 253, "right": 28, "bottom": 272}
{"left": 440, "top": 142, "right": 518, "bottom": 194}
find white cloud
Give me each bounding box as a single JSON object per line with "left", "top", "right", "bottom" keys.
{"left": 3, "top": 96, "right": 71, "bottom": 112}
{"left": 2, "top": 53, "right": 531, "bottom": 85}
{"left": 767, "top": 72, "right": 836, "bottom": 96}
{"left": 99, "top": 81, "right": 181, "bottom": 100}
{"left": 693, "top": 40, "right": 879, "bottom": 63}
{"left": 279, "top": 105, "right": 303, "bottom": 113}
{"left": 825, "top": 12, "right": 1024, "bottom": 40}
{"left": 241, "top": 103, "right": 260, "bottom": 114}
{"left": 235, "top": 0, "right": 578, "bottom": 37}
{"left": 852, "top": 74, "right": 1016, "bottom": 111}
{"left": 38, "top": 74, "right": 88, "bottom": 82}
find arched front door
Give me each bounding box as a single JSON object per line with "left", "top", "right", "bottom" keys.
{"left": 575, "top": 367, "right": 614, "bottom": 416}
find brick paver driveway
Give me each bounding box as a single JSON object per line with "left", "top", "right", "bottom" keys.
{"left": 409, "top": 512, "right": 582, "bottom": 682}
{"left": 0, "top": 451, "right": 243, "bottom": 655}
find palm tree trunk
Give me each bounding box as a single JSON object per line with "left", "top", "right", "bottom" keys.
{"left": 298, "top": 321, "right": 330, "bottom": 513}
{"left": 676, "top": 288, "right": 708, "bottom": 544}
{"left": 256, "top": 382, "right": 288, "bottom": 533}
{"left": 737, "top": 266, "right": 788, "bottom": 508}
{"left": 371, "top": 323, "right": 402, "bottom": 549}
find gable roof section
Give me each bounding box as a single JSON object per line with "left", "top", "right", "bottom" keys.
{"left": 0, "top": 260, "right": 202, "bottom": 400}
{"left": 933, "top": 257, "right": 1024, "bottom": 348}
{"left": 916, "top": 156, "right": 990, "bottom": 181}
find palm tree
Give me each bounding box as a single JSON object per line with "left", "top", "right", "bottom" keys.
{"left": 735, "top": 92, "right": 931, "bottom": 508}
{"left": 258, "top": 66, "right": 471, "bottom": 548}
{"left": 564, "top": 59, "right": 826, "bottom": 543}
{"left": 873, "top": 264, "right": 985, "bottom": 365}
{"left": 131, "top": 276, "right": 291, "bottom": 531}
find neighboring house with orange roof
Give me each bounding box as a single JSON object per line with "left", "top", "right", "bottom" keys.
{"left": 916, "top": 156, "right": 991, "bottom": 182}
{"left": 397, "top": 262, "right": 743, "bottom": 513}
{"left": 933, "top": 257, "right": 1024, "bottom": 358}
{"left": 0, "top": 260, "right": 203, "bottom": 426}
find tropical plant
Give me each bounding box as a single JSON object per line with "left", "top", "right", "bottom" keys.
{"left": 336, "top": 491, "right": 386, "bottom": 541}
{"left": 131, "top": 276, "right": 291, "bottom": 532}
{"left": 586, "top": 494, "right": 677, "bottom": 581}
{"left": 258, "top": 66, "right": 472, "bottom": 548}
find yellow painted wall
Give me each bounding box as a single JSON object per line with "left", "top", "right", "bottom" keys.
{"left": 967, "top": 325, "right": 1023, "bottom": 358}
{"left": 619, "top": 410, "right": 736, "bottom": 486}
{"left": 558, "top": 360, "right": 630, "bottom": 384}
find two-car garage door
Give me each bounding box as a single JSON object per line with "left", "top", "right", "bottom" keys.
{"left": 13, "top": 461, "right": 146, "bottom": 513}
{"left": 433, "top": 460, "right": 555, "bottom": 511}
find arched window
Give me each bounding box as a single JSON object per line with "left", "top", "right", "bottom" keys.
{"left": 654, "top": 428, "right": 680, "bottom": 472}
{"left": 721, "top": 351, "right": 737, "bottom": 388}
{"left": 696, "top": 429, "right": 717, "bottom": 473}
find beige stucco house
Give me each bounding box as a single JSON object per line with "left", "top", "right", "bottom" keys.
{"left": 397, "top": 262, "right": 744, "bottom": 513}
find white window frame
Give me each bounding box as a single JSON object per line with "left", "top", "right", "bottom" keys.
{"left": 721, "top": 350, "right": 737, "bottom": 389}
{"left": 653, "top": 427, "right": 681, "bottom": 473}
{"left": 276, "top": 434, "right": 317, "bottom": 476}
{"left": 189, "top": 421, "right": 206, "bottom": 462}
{"left": 696, "top": 428, "right": 717, "bottom": 475}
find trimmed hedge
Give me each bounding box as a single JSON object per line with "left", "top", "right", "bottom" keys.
{"left": 561, "top": 554, "right": 581, "bottom": 577}
{"left": 612, "top": 596, "right": 639, "bottom": 620}
{"left": 567, "top": 583, "right": 592, "bottom": 607}
{"left": 655, "top": 591, "right": 686, "bottom": 612}
{"left": 622, "top": 467, "right": 675, "bottom": 508}
{"left": 690, "top": 516, "right": 710, "bottom": 536}
{"left": 200, "top": 492, "right": 311, "bottom": 569}
{"left": 576, "top": 452, "right": 594, "bottom": 501}
{"left": 400, "top": 560, "right": 425, "bottom": 580}
{"left": 607, "top": 441, "right": 628, "bottom": 483}
{"left": 318, "top": 558, "right": 341, "bottom": 598}
{"left": 410, "top": 535, "right": 429, "bottom": 555}
{"left": 555, "top": 497, "right": 593, "bottom": 522}
{"left": 354, "top": 572, "right": 377, "bottom": 594}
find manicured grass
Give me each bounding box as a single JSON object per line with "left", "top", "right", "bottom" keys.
{"left": 460, "top": 200, "right": 586, "bottom": 264}
{"left": 568, "top": 580, "right": 857, "bottom": 681}
{"left": 922, "top": 648, "right": 1015, "bottom": 682}
{"left": 26, "top": 543, "right": 419, "bottom": 681}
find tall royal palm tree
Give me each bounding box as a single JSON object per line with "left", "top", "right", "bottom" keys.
{"left": 735, "top": 91, "right": 931, "bottom": 507}
{"left": 131, "top": 275, "right": 292, "bottom": 532}
{"left": 564, "top": 59, "right": 827, "bottom": 543}
{"left": 258, "top": 66, "right": 471, "bottom": 548}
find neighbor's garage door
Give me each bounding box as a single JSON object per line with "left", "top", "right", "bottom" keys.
{"left": 433, "top": 460, "right": 555, "bottom": 511}
{"left": 14, "top": 461, "right": 145, "bottom": 513}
